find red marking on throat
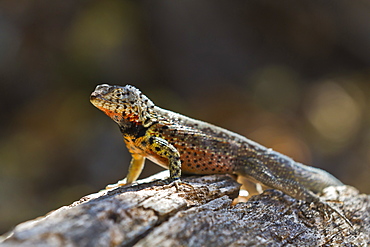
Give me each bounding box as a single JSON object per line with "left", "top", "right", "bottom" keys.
{"left": 99, "top": 107, "right": 139, "bottom": 123}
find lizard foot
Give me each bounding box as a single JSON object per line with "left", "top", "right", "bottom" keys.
{"left": 159, "top": 178, "right": 195, "bottom": 192}
{"left": 105, "top": 178, "right": 131, "bottom": 190}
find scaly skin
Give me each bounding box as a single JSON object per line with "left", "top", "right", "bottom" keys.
{"left": 90, "top": 84, "right": 351, "bottom": 226}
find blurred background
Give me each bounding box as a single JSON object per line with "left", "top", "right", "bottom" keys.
{"left": 0, "top": 0, "right": 369, "bottom": 234}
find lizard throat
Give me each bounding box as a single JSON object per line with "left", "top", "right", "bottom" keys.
{"left": 101, "top": 107, "right": 140, "bottom": 124}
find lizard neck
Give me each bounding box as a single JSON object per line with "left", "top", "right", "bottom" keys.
{"left": 118, "top": 118, "right": 149, "bottom": 139}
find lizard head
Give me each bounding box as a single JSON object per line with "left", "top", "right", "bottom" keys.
{"left": 90, "top": 84, "right": 156, "bottom": 127}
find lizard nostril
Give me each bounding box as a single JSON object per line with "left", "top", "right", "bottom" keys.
{"left": 90, "top": 94, "right": 96, "bottom": 99}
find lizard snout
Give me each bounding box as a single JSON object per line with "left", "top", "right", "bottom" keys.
{"left": 92, "top": 84, "right": 113, "bottom": 96}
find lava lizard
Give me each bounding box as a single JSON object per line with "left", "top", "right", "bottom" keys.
{"left": 90, "top": 84, "right": 351, "bottom": 226}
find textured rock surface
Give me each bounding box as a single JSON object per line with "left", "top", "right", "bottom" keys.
{"left": 0, "top": 172, "right": 369, "bottom": 246}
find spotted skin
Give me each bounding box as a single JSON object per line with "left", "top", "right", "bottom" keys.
{"left": 90, "top": 84, "right": 351, "bottom": 226}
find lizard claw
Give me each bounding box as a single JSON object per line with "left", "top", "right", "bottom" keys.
{"left": 173, "top": 180, "right": 195, "bottom": 192}
{"left": 158, "top": 178, "right": 195, "bottom": 192}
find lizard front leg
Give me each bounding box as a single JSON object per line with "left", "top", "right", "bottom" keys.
{"left": 106, "top": 136, "right": 181, "bottom": 189}
{"left": 105, "top": 154, "right": 145, "bottom": 189}
{"left": 144, "top": 136, "right": 182, "bottom": 181}
{"left": 126, "top": 154, "right": 145, "bottom": 184}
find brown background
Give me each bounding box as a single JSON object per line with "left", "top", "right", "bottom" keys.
{"left": 0, "top": 0, "right": 369, "bottom": 234}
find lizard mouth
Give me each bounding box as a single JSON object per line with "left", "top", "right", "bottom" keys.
{"left": 90, "top": 93, "right": 104, "bottom": 108}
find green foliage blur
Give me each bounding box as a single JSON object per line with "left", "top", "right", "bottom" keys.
{"left": 0, "top": 0, "right": 369, "bottom": 234}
